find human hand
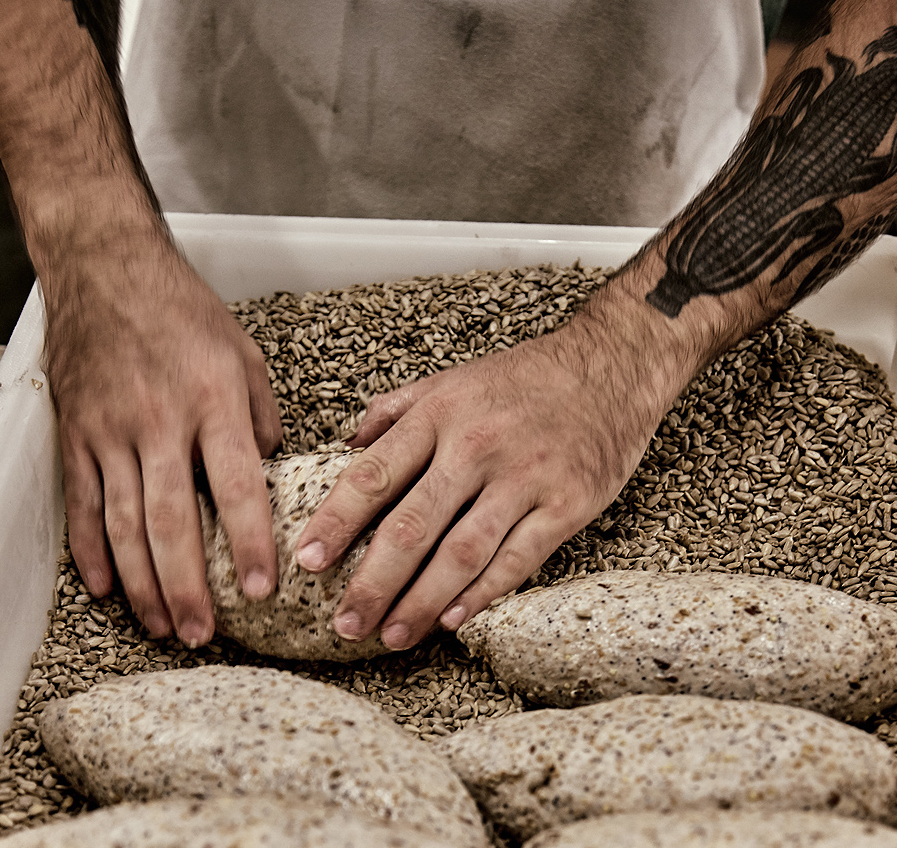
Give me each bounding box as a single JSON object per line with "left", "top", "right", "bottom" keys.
{"left": 295, "top": 285, "right": 694, "bottom": 650}
{"left": 43, "top": 232, "right": 282, "bottom": 647}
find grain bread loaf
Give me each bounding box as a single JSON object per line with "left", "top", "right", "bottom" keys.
{"left": 433, "top": 693, "right": 897, "bottom": 842}
{"left": 522, "top": 810, "right": 897, "bottom": 848}
{"left": 458, "top": 571, "right": 897, "bottom": 719}
{"left": 0, "top": 795, "right": 460, "bottom": 848}
{"left": 40, "top": 665, "right": 488, "bottom": 848}
{"left": 199, "top": 449, "right": 387, "bottom": 661}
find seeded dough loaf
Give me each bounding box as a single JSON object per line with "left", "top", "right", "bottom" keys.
{"left": 199, "top": 448, "right": 387, "bottom": 661}
{"left": 433, "top": 693, "right": 897, "bottom": 842}
{"left": 39, "top": 665, "right": 488, "bottom": 848}
{"left": 0, "top": 795, "right": 460, "bottom": 848}
{"left": 522, "top": 810, "right": 897, "bottom": 848}
{"left": 458, "top": 571, "right": 897, "bottom": 719}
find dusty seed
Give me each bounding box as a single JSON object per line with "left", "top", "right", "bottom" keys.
{"left": 2, "top": 264, "right": 897, "bottom": 837}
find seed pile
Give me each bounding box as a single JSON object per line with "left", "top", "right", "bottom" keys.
{"left": 2, "top": 263, "right": 897, "bottom": 840}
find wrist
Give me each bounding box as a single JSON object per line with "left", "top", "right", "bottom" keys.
{"left": 36, "top": 208, "right": 183, "bottom": 337}
{"left": 20, "top": 174, "right": 163, "bottom": 267}
{"left": 572, "top": 256, "right": 705, "bottom": 408}
{"left": 591, "top": 233, "right": 774, "bottom": 385}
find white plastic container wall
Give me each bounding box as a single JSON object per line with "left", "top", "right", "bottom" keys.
{"left": 1, "top": 214, "right": 896, "bottom": 734}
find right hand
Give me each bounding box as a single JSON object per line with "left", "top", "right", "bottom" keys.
{"left": 296, "top": 282, "right": 696, "bottom": 650}
{"left": 42, "top": 230, "right": 282, "bottom": 647}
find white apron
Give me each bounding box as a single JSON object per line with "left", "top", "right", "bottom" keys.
{"left": 124, "top": 1, "right": 765, "bottom": 226}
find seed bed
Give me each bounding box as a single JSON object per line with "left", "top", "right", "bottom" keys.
{"left": 2, "top": 263, "right": 897, "bottom": 839}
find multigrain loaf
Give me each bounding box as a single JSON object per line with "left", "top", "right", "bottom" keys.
{"left": 522, "top": 810, "right": 897, "bottom": 848}
{"left": 433, "top": 693, "right": 897, "bottom": 842}
{"left": 458, "top": 570, "right": 897, "bottom": 719}
{"left": 39, "top": 665, "right": 488, "bottom": 848}
{"left": 0, "top": 795, "right": 460, "bottom": 848}
{"left": 199, "top": 448, "right": 387, "bottom": 661}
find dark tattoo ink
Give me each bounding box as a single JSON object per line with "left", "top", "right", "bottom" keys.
{"left": 646, "top": 27, "right": 897, "bottom": 318}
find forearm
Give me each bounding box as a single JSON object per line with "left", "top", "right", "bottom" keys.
{"left": 586, "top": 0, "right": 897, "bottom": 393}
{"left": 0, "top": 0, "right": 164, "bottom": 309}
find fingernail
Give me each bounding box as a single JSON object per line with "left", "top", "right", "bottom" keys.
{"left": 145, "top": 610, "right": 172, "bottom": 639}
{"left": 333, "top": 610, "right": 362, "bottom": 641}
{"left": 243, "top": 569, "right": 275, "bottom": 601}
{"left": 297, "top": 541, "right": 326, "bottom": 572}
{"left": 441, "top": 604, "right": 468, "bottom": 631}
{"left": 381, "top": 622, "right": 411, "bottom": 651}
{"left": 179, "top": 618, "right": 214, "bottom": 650}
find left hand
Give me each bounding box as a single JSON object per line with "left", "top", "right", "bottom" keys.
{"left": 296, "top": 289, "right": 687, "bottom": 650}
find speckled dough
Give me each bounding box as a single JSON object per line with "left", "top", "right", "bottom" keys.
{"left": 458, "top": 571, "right": 897, "bottom": 720}
{"left": 0, "top": 795, "right": 461, "bottom": 848}
{"left": 199, "top": 448, "right": 387, "bottom": 661}
{"left": 523, "top": 810, "right": 897, "bottom": 848}
{"left": 433, "top": 694, "right": 897, "bottom": 842}
{"left": 39, "top": 666, "right": 488, "bottom": 848}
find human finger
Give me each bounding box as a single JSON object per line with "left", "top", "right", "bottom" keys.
{"left": 140, "top": 442, "right": 215, "bottom": 648}
{"left": 377, "top": 483, "right": 533, "bottom": 650}
{"left": 296, "top": 411, "right": 439, "bottom": 572}
{"left": 330, "top": 460, "right": 482, "bottom": 644}
{"left": 439, "top": 507, "right": 575, "bottom": 631}
{"left": 199, "top": 410, "right": 277, "bottom": 602}
{"left": 62, "top": 443, "right": 114, "bottom": 599}
{"left": 348, "top": 381, "right": 430, "bottom": 447}
{"left": 244, "top": 343, "right": 282, "bottom": 457}
{"left": 98, "top": 447, "right": 172, "bottom": 637}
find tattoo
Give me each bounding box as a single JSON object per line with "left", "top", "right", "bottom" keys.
{"left": 646, "top": 27, "right": 897, "bottom": 319}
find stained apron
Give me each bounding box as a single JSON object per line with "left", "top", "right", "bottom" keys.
{"left": 124, "top": 0, "right": 765, "bottom": 227}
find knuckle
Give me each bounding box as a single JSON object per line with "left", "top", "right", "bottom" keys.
{"left": 542, "top": 494, "right": 574, "bottom": 523}
{"left": 420, "top": 394, "right": 455, "bottom": 429}
{"left": 307, "top": 511, "right": 357, "bottom": 551}
{"left": 344, "top": 575, "right": 390, "bottom": 612}
{"left": 384, "top": 509, "right": 430, "bottom": 551}
{"left": 65, "top": 486, "right": 103, "bottom": 523}
{"left": 445, "top": 535, "right": 488, "bottom": 578}
{"left": 131, "top": 395, "right": 171, "bottom": 437}
{"left": 211, "top": 469, "right": 258, "bottom": 511}
{"left": 493, "top": 545, "right": 537, "bottom": 584}
{"left": 345, "top": 454, "right": 393, "bottom": 499}
{"left": 455, "top": 423, "right": 500, "bottom": 464}
{"left": 145, "top": 499, "right": 188, "bottom": 543}
{"left": 104, "top": 507, "right": 145, "bottom": 547}
{"left": 415, "top": 464, "right": 453, "bottom": 501}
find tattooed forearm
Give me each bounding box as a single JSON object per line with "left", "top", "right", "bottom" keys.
{"left": 645, "top": 25, "right": 897, "bottom": 319}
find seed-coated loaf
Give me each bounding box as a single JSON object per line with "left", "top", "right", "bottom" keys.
{"left": 199, "top": 449, "right": 387, "bottom": 661}
{"left": 39, "top": 665, "right": 488, "bottom": 848}
{"left": 522, "top": 810, "right": 897, "bottom": 848}
{"left": 458, "top": 571, "right": 897, "bottom": 719}
{"left": 433, "top": 693, "right": 897, "bottom": 842}
{"left": 0, "top": 795, "right": 460, "bottom": 848}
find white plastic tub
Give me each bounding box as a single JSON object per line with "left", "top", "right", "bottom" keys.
{"left": 1, "top": 214, "right": 896, "bottom": 734}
